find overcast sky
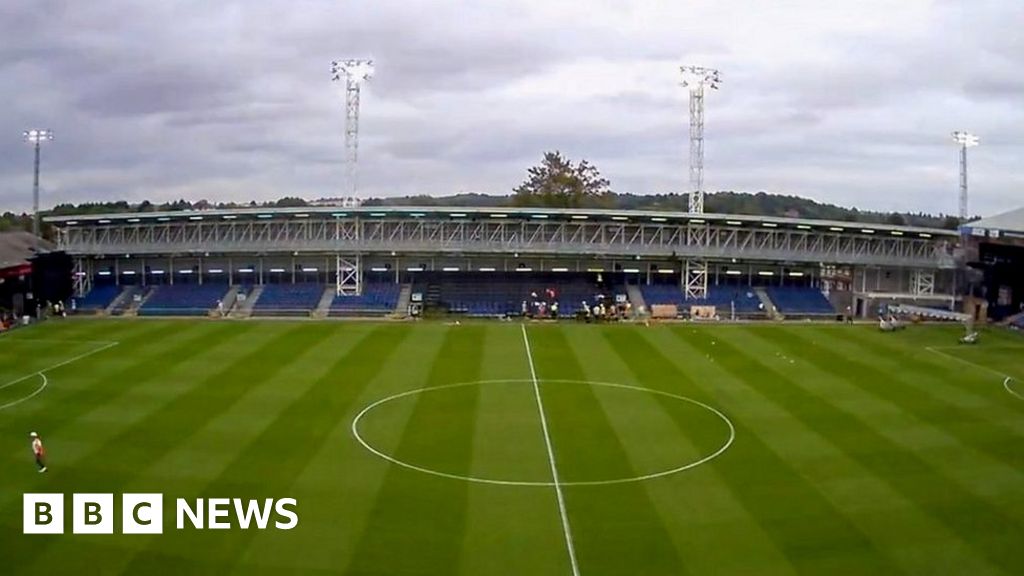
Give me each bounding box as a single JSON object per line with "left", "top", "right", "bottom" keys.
{"left": 1, "top": 0, "right": 1021, "bottom": 216}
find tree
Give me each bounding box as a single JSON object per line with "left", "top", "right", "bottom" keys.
{"left": 273, "top": 197, "right": 308, "bottom": 208}
{"left": 885, "top": 212, "right": 907, "bottom": 226}
{"left": 512, "top": 151, "right": 612, "bottom": 208}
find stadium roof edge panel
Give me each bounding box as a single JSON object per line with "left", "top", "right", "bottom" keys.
{"left": 961, "top": 206, "right": 1024, "bottom": 236}
{"left": 43, "top": 205, "right": 958, "bottom": 236}
{"left": 0, "top": 231, "right": 54, "bottom": 269}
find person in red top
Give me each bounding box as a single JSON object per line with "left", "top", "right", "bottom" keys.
{"left": 30, "top": 432, "right": 47, "bottom": 473}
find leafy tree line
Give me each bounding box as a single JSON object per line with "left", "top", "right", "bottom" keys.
{"left": 370, "top": 151, "right": 963, "bottom": 229}
{"left": 8, "top": 151, "right": 965, "bottom": 240}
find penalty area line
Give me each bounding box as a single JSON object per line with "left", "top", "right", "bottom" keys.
{"left": 0, "top": 341, "right": 119, "bottom": 409}
{"left": 521, "top": 324, "right": 581, "bottom": 576}
{"left": 1006, "top": 377, "right": 1024, "bottom": 401}
{"left": 925, "top": 346, "right": 1022, "bottom": 400}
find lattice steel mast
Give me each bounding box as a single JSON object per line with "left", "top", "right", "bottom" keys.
{"left": 23, "top": 129, "right": 53, "bottom": 246}
{"left": 951, "top": 131, "right": 979, "bottom": 221}
{"left": 680, "top": 66, "right": 721, "bottom": 214}
{"left": 331, "top": 59, "right": 374, "bottom": 203}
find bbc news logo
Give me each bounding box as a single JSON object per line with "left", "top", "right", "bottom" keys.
{"left": 24, "top": 494, "right": 298, "bottom": 534}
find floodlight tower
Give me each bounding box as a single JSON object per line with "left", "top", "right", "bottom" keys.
{"left": 23, "top": 129, "right": 54, "bottom": 241}
{"left": 680, "top": 66, "right": 721, "bottom": 214}
{"left": 331, "top": 59, "right": 374, "bottom": 200}
{"left": 951, "top": 131, "right": 979, "bottom": 221}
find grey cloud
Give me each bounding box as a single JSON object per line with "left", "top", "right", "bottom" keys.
{"left": 0, "top": 0, "right": 1021, "bottom": 216}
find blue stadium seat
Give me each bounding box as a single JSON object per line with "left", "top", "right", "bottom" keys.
{"left": 329, "top": 283, "right": 401, "bottom": 315}
{"left": 138, "top": 284, "right": 229, "bottom": 316}
{"left": 766, "top": 286, "right": 836, "bottom": 315}
{"left": 253, "top": 284, "right": 324, "bottom": 314}
{"left": 641, "top": 284, "right": 763, "bottom": 315}
{"left": 422, "top": 274, "right": 608, "bottom": 317}
{"left": 75, "top": 285, "right": 122, "bottom": 311}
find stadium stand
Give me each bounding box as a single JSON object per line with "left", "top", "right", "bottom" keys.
{"left": 329, "top": 283, "right": 401, "bottom": 316}
{"left": 640, "top": 284, "right": 764, "bottom": 316}
{"left": 640, "top": 284, "right": 687, "bottom": 308}
{"left": 74, "top": 285, "right": 121, "bottom": 311}
{"left": 765, "top": 286, "right": 836, "bottom": 315}
{"left": 418, "top": 273, "right": 606, "bottom": 317}
{"left": 253, "top": 283, "right": 324, "bottom": 316}
{"left": 138, "top": 284, "right": 229, "bottom": 316}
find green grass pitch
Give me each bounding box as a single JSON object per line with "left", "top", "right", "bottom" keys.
{"left": 1, "top": 319, "right": 1023, "bottom": 575}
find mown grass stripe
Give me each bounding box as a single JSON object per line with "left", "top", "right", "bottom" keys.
{"left": 0, "top": 321, "right": 217, "bottom": 433}
{"left": 15, "top": 323, "right": 334, "bottom": 571}
{"left": 694, "top": 326, "right": 1024, "bottom": 574}
{"left": 832, "top": 326, "right": 1024, "bottom": 415}
{"left": 344, "top": 325, "right": 486, "bottom": 575}
{"left": 621, "top": 327, "right": 899, "bottom": 575}
{"left": 61, "top": 324, "right": 337, "bottom": 487}
{"left": 529, "top": 324, "right": 687, "bottom": 576}
{"left": 763, "top": 326, "right": 1024, "bottom": 479}
{"left": 457, "top": 323, "right": 570, "bottom": 576}
{"left": 575, "top": 326, "right": 797, "bottom": 576}
{"left": 119, "top": 324, "right": 411, "bottom": 574}
{"left": 0, "top": 321, "right": 268, "bottom": 568}
{"left": 0, "top": 321, "right": 217, "bottom": 515}
{"left": 661, "top": 327, "right": 1003, "bottom": 575}
{"left": 244, "top": 324, "right": 451, "bottom": 573}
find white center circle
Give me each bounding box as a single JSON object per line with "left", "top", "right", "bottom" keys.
{"left": 351, "top": 379, "right": 735, "bottom": 487}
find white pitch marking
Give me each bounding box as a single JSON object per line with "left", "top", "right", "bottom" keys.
{"left": 521, "top": 324, "right": 581, "bottom": 576}
{"left": 925, "top": 346, "right": 1022, "bottom": 401}
{"left": 0, "top": 337, "right": 121, "bottom": 346}
{"left": 1006, "top": 377, "right": 1024, "bottom": 401}
{"left": 0, "top": 374, "right": 47, "bottom": 411}
{"left": 0, "top": 341, "right": 119, "bottom": 407}
{"left": 351, "top": 379, "right": 735, "bottom": 487}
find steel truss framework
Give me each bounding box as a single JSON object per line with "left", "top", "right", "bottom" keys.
{"left": 911, "top": 269, "right": 936, "bottom": 296}
{"left": 684, "top": 259, "right": 708, "bottom": 299}
{"left": 55, "top": 217, "right": 955, "bottom": 269}
{"left": 336, "top": 255, "right": 361, "bottom": 296}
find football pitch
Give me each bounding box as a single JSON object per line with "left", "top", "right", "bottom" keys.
{"left": 1, "top": 319, "right": 1023, "bottom": 575}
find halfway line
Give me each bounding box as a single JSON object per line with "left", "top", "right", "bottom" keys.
{"left": 521, "top": 324, "right": 581, "bottom": 576}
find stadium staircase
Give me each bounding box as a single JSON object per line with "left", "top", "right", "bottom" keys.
{"left": 753, "top": 287, "right": 778, "bottom": 319}
{"left": 1004, "top": 311, "right": 1024, "bottom": 326}
{"left": 394, "top": 284, "right": 412, "bottom": 316}
{"left": 313, "top": 287, "right": 335, "bottom": 319}
{"left": 425, "top": 283, "right": 442, "bottom": 311}
{"left": 230, "top": 285, "right": 263, "bottom": 318}
{"left": 626, "top": 285, "right": 647, "bottom": 317}
{"left": 123, "top": 287, "right": 154, "bottom": 316}
{"left": 216, "top": 286, "right": 239, "bottom": 317}
{"left": 106, "top": 286, "right": 138, "bottom": 316}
